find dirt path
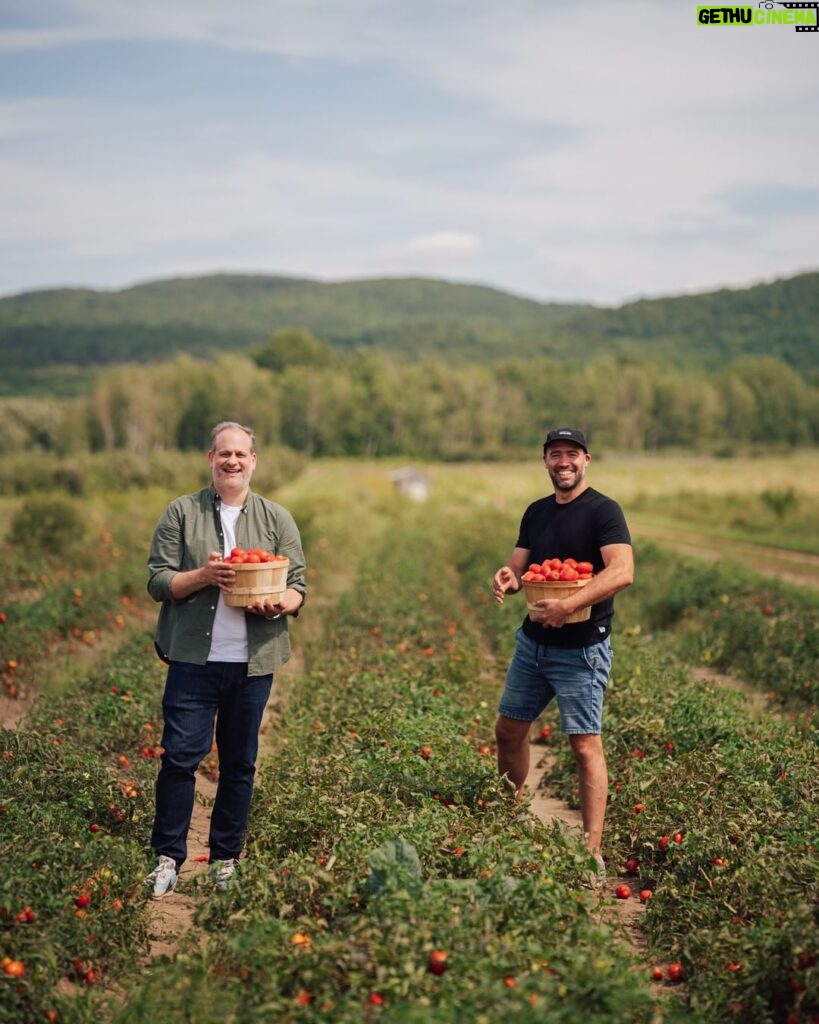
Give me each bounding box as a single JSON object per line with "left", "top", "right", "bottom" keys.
{"left": 629, "top": 521, "right": 819, "bottom": 590}
{"left": 690, "top": 665, "right": 770, "bottom": 715}
{"left": 524, "top": 741, "right": 646, "bottom": 951}
{"left": 145, "top": 774, "right": 217, "bottom": 961}
{"left": 0, "top": 688, "right": 33, "bottom": 730}
{"left": 143, "top": 649, "right": 300, "bottom": 961}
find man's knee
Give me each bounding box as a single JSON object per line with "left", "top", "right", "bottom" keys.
{"left": 494, "top": 715, "right": 532, "bottom": 747}
{"left": 568, "top": 733, "right": 604, "bottom": 766}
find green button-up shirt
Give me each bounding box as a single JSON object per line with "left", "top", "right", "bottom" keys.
{"left": 147, "top": 485, "right": 307, "bottom": 675}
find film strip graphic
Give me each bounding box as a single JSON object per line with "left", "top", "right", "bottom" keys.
{"left": 775, "top": 2, "right": 819, "bottom": 31}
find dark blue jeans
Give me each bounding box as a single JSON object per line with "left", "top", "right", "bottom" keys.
{"left": 151, "top": 661, "right": 273, "bottom": 867}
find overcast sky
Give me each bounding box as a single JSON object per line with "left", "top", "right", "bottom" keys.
{"left": 1, "top": 1, "right": 817, "bottom": 306}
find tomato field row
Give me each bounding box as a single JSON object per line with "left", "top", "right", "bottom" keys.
{"left": 1, "top": 463, "right": 817, "bottom": 1023}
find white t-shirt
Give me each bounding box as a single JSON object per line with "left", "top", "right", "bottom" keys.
{"left": 207, "top": 503, "right": 249, "bottom": 662}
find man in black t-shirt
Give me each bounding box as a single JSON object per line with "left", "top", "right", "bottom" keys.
{"left": 492, "top": 427, "right": 633, "bottom": 884}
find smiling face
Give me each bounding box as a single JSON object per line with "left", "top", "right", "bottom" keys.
{"left": 543, "top": 442, "right": 590, "bottom": 501}
{"left": 208, "top": 426, "right": 257, "bottom": 505}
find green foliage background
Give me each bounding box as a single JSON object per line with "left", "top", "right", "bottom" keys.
{"left": 1, "top": 270, "right": 817, "bottom": 462}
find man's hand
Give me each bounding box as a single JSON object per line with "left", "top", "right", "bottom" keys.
{"left": 250, "top": 587, "right": 304, "bottom": 620}
{"left": 170, "top": 552, "right": 234, "bottom": 599}
{"left": 526, "top": 598, "right": 569, "bottom": 628}
{"left": 493, "top": 566, "right": 519, "bottom": 605}
{"left": 207, "top": 553, "right": 236, "bottom": 592}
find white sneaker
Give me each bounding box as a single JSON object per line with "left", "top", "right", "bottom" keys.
{"left": 210, "top": 858, "right": 236, "bottom": 893}
{"left": 145, "top": 855, "right": 179, "bottom": 900}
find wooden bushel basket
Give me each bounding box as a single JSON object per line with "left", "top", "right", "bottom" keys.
{"left": 522, "top": 577, "right": 591, "bottom": 623}
{"left": 224, "top": 558, "right": 290, "bottom": 609}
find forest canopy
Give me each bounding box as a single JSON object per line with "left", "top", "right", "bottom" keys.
{"left": 1, "top": 271, "right": 817, "bottom": 465}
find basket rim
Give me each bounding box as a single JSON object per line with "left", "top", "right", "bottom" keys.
{"left": 225, "top": 558, "right": 289, "bottom": 570}
{"left": 523, "top": 577, "right": 590, "bottom": 588}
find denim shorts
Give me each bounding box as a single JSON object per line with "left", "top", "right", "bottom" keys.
{"left": 498, "top": 628, "right": 613, "bottom": 734}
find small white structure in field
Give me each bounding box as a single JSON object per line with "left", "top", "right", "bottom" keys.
{"left": 390, "top": 467, "right": 431, "bottom": 503}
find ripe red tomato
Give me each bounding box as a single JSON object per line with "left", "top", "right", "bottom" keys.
{"left": 639, "top": 889, "right": 652, "bottom": 903}
{"left": 563, "top": 557, "right": 577, "bottom": 568}
{"left": 2, "top": 959, "right": 25, "bottom": 977}
{"left": 614, "top": 884, "right": 631, "bottom": 900}
{"left": 548, "top": 558, "right": 563, "bottom": 569}
{"left": 428, "top": 950, "right": 448, "bottom": 975}
{"left": 576, "top": 561, "right": 593, "bottom": 574}
{"left": 667, "top": 962, "right": 684, "bottom": 982}
{"left": 74, "top": 894, "right": 91, "bottom": 909}
{"left": 624, "top": 857, "right": 640, "bottom": 875}
{"left": 650, "top": 966, "right": 664, "bottom": 982}
{"left": 658, "top": 835, "right": 670, "bottom": 850}
{"left": 672, "top": 832, "right": 684, "bottom": 844}
{"left": 558, "top": 565, "right": 580, "bottom": 581}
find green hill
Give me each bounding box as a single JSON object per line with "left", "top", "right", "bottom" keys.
{"left": 560, "top": 271, "right": 819, "bottom": 371}
{"left": 1, "top": 270, "right": 817, "bottom": 395}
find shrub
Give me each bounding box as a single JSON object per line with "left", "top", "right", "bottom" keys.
{"left": 8, "top": 495, "right": 85, "bottom": 555}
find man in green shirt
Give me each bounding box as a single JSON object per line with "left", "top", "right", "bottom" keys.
{"left": 144, "top": 421, "right": 306, "bottom": 898}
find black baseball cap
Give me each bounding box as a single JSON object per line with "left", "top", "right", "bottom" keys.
{"left": 544, "top": 427, "right": 588, "bottom": 452}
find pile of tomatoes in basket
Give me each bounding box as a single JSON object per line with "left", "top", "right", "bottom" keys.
{"left": 521, "top": 557, "right": 594, "bottom": 583}
{"left": 223, "top": 547, "right": 288, "bottom": 565}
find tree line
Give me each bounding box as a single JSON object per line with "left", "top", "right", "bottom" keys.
{"left": 2, "top": 271, "right": 818, "bottom": 395}
{"left": 3, "top": 329, "right": 817, "bottom": 471}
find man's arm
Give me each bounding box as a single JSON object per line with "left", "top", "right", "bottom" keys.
{"left": 147, "top": 503, "right": 228, "bottom": 602}
{"left": 530, "top": 542, "right": 634, "bottom": 626}
{"left": 567, "top": 542, "right": 634, "bottom": 612}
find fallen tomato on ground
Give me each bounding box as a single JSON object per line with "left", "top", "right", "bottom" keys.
{"left": 667, "top": 962, "right": 684, "bottom": 983}
{"left": 428, "top": 950, "right": 448, "bottom": 975}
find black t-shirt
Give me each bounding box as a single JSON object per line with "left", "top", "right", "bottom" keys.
{"left": 516, "top": 487, "right": 631, "bottom": 648}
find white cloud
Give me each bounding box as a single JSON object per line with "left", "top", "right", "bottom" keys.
{"left": 0, "top": 1, "right": 816, "bottom": 302}
{"left": 403, "top": 231, "right": 480, "bottom": 257}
